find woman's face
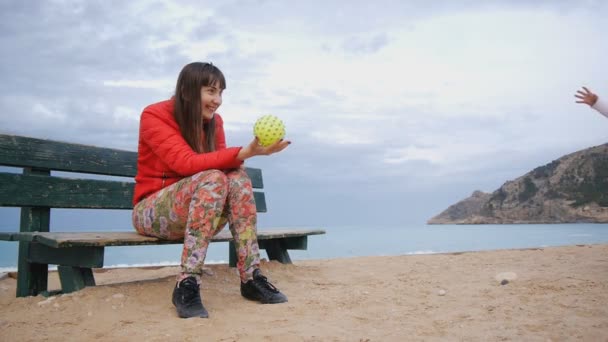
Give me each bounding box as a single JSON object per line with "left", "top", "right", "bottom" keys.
{"left": 200, "top": 82, "right": 223, "bottom": 120}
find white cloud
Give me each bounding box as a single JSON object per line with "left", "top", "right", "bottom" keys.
{"left": 31, "top": 103, "right": 66, "bottom": 122}
{"left": 310, "top": 126, "right": 376, "bottom": 146}
{"left": 113, "top": 106, "right": 139, "bottom": 122}
{"left": 383, "top": 146, "right": 442, "bottom": 165}
{"left": 103, "top": 79, "right": 174, "bottom": 90}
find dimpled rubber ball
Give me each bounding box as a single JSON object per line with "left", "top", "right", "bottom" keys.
{"left": 253, "top": 115, "right": 286, "bottom": 147}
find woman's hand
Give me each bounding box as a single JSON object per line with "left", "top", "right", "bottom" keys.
{"left": 575, "top": 86, "right": 598, "bottom": 106}
{"left": 237, "top": 137, "right": 291, "bottom": 160}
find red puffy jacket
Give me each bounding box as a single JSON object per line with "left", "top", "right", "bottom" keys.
{"left": 133, "top": 98, "right": 243, "bottom": 204}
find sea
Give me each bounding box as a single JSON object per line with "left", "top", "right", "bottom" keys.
{"left": 1, "top": 223, "right": 608, "bottom": 272}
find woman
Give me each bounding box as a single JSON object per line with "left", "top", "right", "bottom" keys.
{"left": 132, "top": 62, "right": 291, "bottom": 319}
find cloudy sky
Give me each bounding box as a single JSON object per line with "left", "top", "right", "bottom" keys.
{"left": 1, "top": 0, "right": 607, "bottom": 228}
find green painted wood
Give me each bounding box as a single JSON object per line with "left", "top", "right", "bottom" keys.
{"left": 246, "top": 168, "right": 263, "bottom": 189}
{"left": 0, "top": 134, "right": 137, "bottom": 177}
{"left": 263, "top": 240, "right": 292, "bottom": 264}
{"left": 262, "top": 236, "right": 308, "bottom": 250}
{"left": 28, "top": 243, "right": 104, "bottom": 268}
{"left": 16, "top": 168, "right": 51, "bottom": 297}
{"left": 58, "top": 266, "right": 96, "bottom": 293}
{"left": 229, "top": 242, "right": 237, "bottom": 268}
{"left": 0, "top": 173, "right": 134, "bottom": 209}
{"left": 0, "top": 232, "right": 17, "bottom": 241}
{"left": 0, "top": 173, "right": 265, "bottom": 210}
{"left": 253, "top": 191, "right": 267, "bottom": 213}
{"left": 285, "top": 236, "right": 307, "bottom": 250}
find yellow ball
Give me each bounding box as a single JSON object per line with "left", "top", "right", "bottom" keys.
{"left": 253, "top": 115, "right": 286, "bottom": 147}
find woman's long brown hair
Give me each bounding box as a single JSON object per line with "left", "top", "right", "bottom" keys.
{"left": 173, "top": 62, "right": 226, "bottom": 153}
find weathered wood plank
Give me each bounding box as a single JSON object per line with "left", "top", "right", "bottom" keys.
{"left": 0, "top": 173, "right": 134, "bottom": 209}
{"left": 253, "top": 192, "right": 266, "bottom": 213}
{"left": 8, "top": 229, "right": 326, "bottom": 248}
{"left": 0, "top": 134, "right": 137, "bottom": 177}
{"left": 246, "top": 168, "right": 263, "bottom": 189}
{"left": 28, "top": 243, "right": 104, "bottom": 268}
{"left": 0, "top": 172, "right": 266, "bottom": 211}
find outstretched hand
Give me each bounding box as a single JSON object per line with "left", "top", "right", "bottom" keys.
{"left": 575, "top": 86, "right": 598, "bottom": 106}
{"left": 237, "top": 137, "right": 291, "bottom": 160}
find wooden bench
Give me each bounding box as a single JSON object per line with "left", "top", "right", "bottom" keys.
{"left": 0, "top": 134, "right": 325, "bottom": 297}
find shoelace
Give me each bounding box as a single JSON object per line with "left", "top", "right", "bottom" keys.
{"left": 180, "top": 279, "right": 203, "bottom": 305}
{"left": 253, "top": 274, "right": 280, "bottom": 294}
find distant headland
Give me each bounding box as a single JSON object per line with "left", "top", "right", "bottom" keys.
{"left": 428, "top": 143, "right": 608, "bottom": 224}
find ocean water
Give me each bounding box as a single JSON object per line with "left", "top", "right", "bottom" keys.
{"left": 1, "top": 223, "right": 607, "bottom": 272}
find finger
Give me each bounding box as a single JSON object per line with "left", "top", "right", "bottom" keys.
{"left": 575, "top": 94, "right": 585, "bottom": 99}
{"left": 266, "top": 140, "right": 289, "bottom": 154}
{"left": 274, "top": 141, "right": 291, "bottom": 152}
{"left": 582, "top": 86, "right": 591, "bottom": 94}
{"left": 575, "top": 100, "right": 585, "bottom": 103}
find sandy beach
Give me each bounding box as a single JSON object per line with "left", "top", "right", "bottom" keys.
{"left": 1, "top": 244, "right": 607, "bottom": 341}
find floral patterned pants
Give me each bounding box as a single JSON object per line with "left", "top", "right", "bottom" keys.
{"left": 132, "top": 168, "right": 260, "bottom": 283}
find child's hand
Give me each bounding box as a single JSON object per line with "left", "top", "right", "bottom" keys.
{"left": 575, "top": 86, "right": 598, "bottom": 106}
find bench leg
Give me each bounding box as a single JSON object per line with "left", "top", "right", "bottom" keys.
{"left": 16, "top": 242, "right": 47, "bottom": 297}
{"left": 58, "top": 266, "right": 96, "bottom": 293}
{"left": 230, "top": 240, "right": 294, "bottom": 266}
{"left": 17, "top": 201, "right": 50, "bottom": 297}
{"left": 263, "top": 240, "right": 292, "bottom": 264}
{"left": 229, "top": 242, "right": 237, "bottom": 268}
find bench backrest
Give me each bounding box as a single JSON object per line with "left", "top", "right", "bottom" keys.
{"left": 0, "top": 134, "right": 266, "bottom": 212}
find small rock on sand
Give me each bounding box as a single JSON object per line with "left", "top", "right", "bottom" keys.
{"left": 495, "top": 272, "right": 517, "bottom": 283}
{"left": 438, "top": 289, "right": 447, "bottom": 296}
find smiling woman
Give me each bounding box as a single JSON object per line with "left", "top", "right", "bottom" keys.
{"left": 132, "top": 62, "right": 292, "bottom": 318}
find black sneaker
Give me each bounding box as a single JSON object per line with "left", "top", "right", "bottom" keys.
{"left": 240, "top": 269, "right": 288, "bottom": 304}
{"left": 172, "top": 277, "right": 209, "bottom": 318}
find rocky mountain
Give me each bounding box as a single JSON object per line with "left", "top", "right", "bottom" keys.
{"left": 428, "top": 144, "right": 608, "bottom": 224}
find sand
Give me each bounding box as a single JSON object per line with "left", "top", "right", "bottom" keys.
{"left": 1, "top": 244, "right": 607, "bottom": 341}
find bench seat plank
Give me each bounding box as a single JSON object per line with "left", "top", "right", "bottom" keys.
{"left": 6, "top": 229, "right": 326, "bottom": 248}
